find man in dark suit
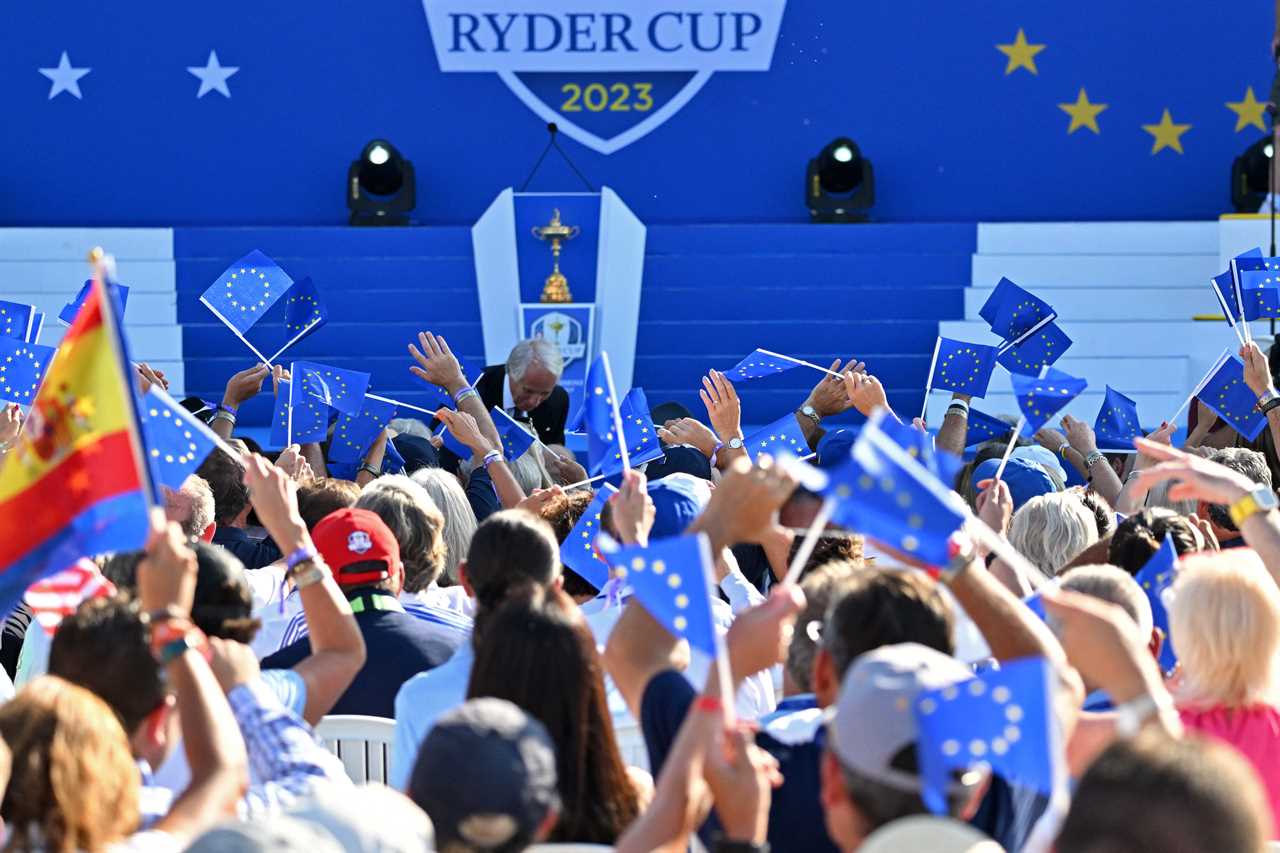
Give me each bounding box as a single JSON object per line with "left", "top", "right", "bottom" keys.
{"left": 475, "top": 338, "right": 570, "bottom": 445}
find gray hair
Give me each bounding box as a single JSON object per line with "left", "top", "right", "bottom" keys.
{"left": 507, "top": 338, "right": 564, "bottom": 382}
{"left": 1009, "top": 492, "right": 1100, "bottom": 581}
{"left": 356, "top": 475, "right": 447, "bottom": 592}
{"left": 411, "top": 467, "right": 478, "bottom": 583}
{"left": 388, "top": 417, "right": 431, "bottom": 439}
{"left": 165, "top": 475, "right": 215, "bottom": 540}
{"left": 785, "top": 561, "right": 858, "bottom": 693}
{"left": 1059, "top": 564, "right": 1154, "bottom": 638}
{"left": 1207, "top": 448, "right": 1274, "bottom": 532}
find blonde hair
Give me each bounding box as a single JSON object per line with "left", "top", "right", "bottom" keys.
{"left": 1008, "top": 492, "right": 1100, "bottom": 581}
{"left": 358, "top": 475, "right": 449, "bottom": 592}
{"left": 1170, "top": 551, "right": 1280, "bottom": 709}
{"left": 0, "top": 676, "right": 140, "bottom": 853}
{"left": 411, "top": 467, "right": 478, "bottom": 583}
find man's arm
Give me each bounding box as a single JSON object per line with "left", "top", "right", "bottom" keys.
{"left": 699, "top": 370, "right": 748, "bottom": 469}
{"left": 437, "top": 408, "right": 527, "bottom": 509}
{"left": 211, "top": 365, "right": 271, "bottom": 441}
{"left": 410, "top": 331, "right": 501, "bottom": 448}
{"left": 1242, "top": 340, "right": 1280, "bottom": 456}
{"left": 934, "top": 393, "right": 971, "bottom": 457}
{"left": 1061, "top": 415, "right": 1123, "bottom": 507}
{"left": 796, "top": 357, "right": 861, "bottom": 450}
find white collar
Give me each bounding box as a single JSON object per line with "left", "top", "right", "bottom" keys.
{"left": 502, "top": 373, "right": 517, "bottom": 413}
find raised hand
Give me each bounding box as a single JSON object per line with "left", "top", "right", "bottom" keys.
{"left": 137, "top": 512, "right": 199, "bottom": 616}
{"left": 0, "top": 404, "right": 23, "bottom": 449}
{"left": 702, "top": 726, "right": 781, "bottom": 846}
{"left": 1130, "top": 438, "right": 1258, "bottom": 506}
{"left": 693, "top": 456, "right": 799, "bottom": 551}
{"left": 1033, "top": 426, "right": 1069, "bottom": 455}
{"left": 803, "top": 357, "right": 860, "bottom": 418}
{"left": 223, "top": 364, "right": 271, "bottom": 409}
{"left": 1241, "top": 341, "right": 1276, "bottom": 398}
{"left": 275, "top": 444, "right": 313, "bottom": 482}
{"left": 842, "top": 370, "right": 889, "bottom": 417}
{"left": 658, "top": 417, "right": 720, "bottom": 458}
{"left": 207, "top": 637, "right": 262, "bottom": 694}
{"left": 240, "top": 452, "right": 309, "bottom": 554}
{"left": 515, "top": 485, "right": 565, "bottom": 516}
{"left": 699, "top": 370, "right": 743, "bottom": 441}
{"left": 610, "top": 469, "right": 655, "bottom": 546}
{"left": 1060, "top": 414, "right": 1099, "bottom": 456}
{"left": 136, "top": 362, "right": 169, "bottom": 396}
{"left": 436, "top": 408, "right": 495, "bottom": 456}
{"left": 409, "top": 331, "right": 467, "bottom": 395}
{"left": 975, "top": 478, "right": 1014, "bottom": 535}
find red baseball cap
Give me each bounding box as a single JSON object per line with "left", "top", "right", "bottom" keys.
{"left": 312, "top": 507, "right": 402, "bottom": 588}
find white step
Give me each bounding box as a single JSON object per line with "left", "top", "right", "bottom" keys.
{"left": 964, "top": 287, "right": 1217, "bottom": 322}
{"left": 0, "top": 229, "right": 172, "bottom": 260}
{"left": 971, "top": 254, "right": 1218, "bottom": 289}
{"left": 0, "top": 291, "right": 175, "bottom": 325}
{"left": 39, "top": 324, "right": 182, "bottom": 356}
{"left": 924, "top": 391, "right": 1185, "bottom": 432}
{"left": 939, "top": 320, "right": 1241, "bottom": 360}
{"left": 0, "top": 260, "right": 176, "bottom": 294}
{"left": 978, "top": 222, "right": 1217, "bottom": 256}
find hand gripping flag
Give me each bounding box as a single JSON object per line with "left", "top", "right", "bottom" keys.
{"left": 1195, "top": 353, "right": 1267, "bottom": 441}
{"left": 997, "top": 322, "right": 1073, "bottom": 377}
{"left": 1011, "top": 368, "right": 1088, "bottom": 435}
{"left": 139, "top": 386, "right": 219, "bottom": 492}
{"left": 58, "top": 280, "right": 129, "bottom": 327}
{"left": 492, "top": 407, "right": 538, "bottom": 461}
{"left": 199, "top": 250, "right": 294, "bottom": 336}
{"left": 0, "top": 338, "right": 56, "bottom": 405}
{"left": 559, "top": 484, "right": 619, "bottom": 590}
{"left": 744, "top": 413, "right": 809, "bottom": 458}
{"left": 269, "top": 380, "right": 329, "bottom": 447}
{"left": 930, "top": 338, "right": 999, "bottom": 397}
{"left": 914, "top": 656, "right": 1063, "bottom": 815}
{"left": 293, "top": 361, "right": 370, "bottom": 416}
{"left": 330, "top": 395, "right": 399, "bottom": 464}
{"left": 0, "top": 301, "right": 35, "bottom": 342}
{"left": 1094, "top": 386, "right": 1142, "bottom": 452}
{"left": 966, "top": 409, "right": 1013, "bottom": 448}
{"left": 979, "top": 278, "right": 1055, "bottom": 341}
{"left": 724, "top": 348, "right": 805, "bottom": 382}
{"left": 601, "top": 533, "right": 718, "bottom": 656}
{"left": 1136, "top": 536, "right": 1179, "bottom": 674}
{"left": 0, "top": 277, "right": 152, "bottom": 616}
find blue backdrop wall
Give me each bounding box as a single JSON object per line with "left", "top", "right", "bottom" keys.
{"left": 1, "top": 1, "right": 1273, "bottom": 226}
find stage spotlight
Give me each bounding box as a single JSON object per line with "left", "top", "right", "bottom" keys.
{"left": 348, "top": 139, "right": 415, "bottom": 226}
{"left": 807, "top": 137, "right": 874, "bottom": 223}
{"left": 1232, "top": 135, "right": 1272, "bottom": 213}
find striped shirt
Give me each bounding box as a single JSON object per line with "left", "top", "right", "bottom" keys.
{"left": 276, "top": 590, "right": 472, "bottom": 653}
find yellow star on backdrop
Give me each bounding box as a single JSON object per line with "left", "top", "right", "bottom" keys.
{"left": 1226, "top": 86, "right": 1267, "bottom": 132}
{"left": 1058, "top": 88, "right": 1108, "bottom": 134}
{"left": 1142, "top": 109, "right": 1191, "bottom": 155}
{"left": 996, "top": 29, "right": 1045, "bottom": 75}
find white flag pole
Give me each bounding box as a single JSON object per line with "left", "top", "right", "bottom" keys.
{"left": 996, "top": 312, "right": 1057, "bottom": 356}
{"left": 1231, "top": 258, "right": 1254, "bottom": 345}
{"left": 1209, "top": 275, "right": 1247, "bottom": 347}
{"left": 200, "top": 298, "right": 274, "bottom": 366}
{"left": 755, "top": 348, "right": 844, "bottom": 379}
{"left": 1167, "top": 348, "right": 1232, "bottom": 427}
{"left": 600, "top": 351, "right": 630, "bottom": 472}
{"left": 782, "top": 498, "right": 835, "bottom": 587}
{"left": 265, "top": 318, "right": 323, "bottom": 365}
{"left": 992, "top": 417, "right": 1025, "bottom": 481}
{"left": 920, "top": 337, "right": 941, "bottom": 422}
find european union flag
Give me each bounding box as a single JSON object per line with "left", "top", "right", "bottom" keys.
{"left": 603, "top": 533, "right": 718, "bottom": 656}
{"left": 1210, "top": 269, "right": 1244, "bottom": 329}
{"left": 1196, "top": 353, "right": 1266, "bottom": 441}
{"left": 139, "top": 387, "right": 218, "bottom": 492}
{"left": 492, "top": 407, "right": 537, "bottom": 461}
{"left": 26, "top": 312, "right": 44, "bottom": 345}
{"left": 744, "top": 413, "right": 808, "bottom": 457}
{"left": 583, "top": 353, "right": 627, "bottom": 474}
{"left": 59, "top": 280, "right": 129, "bottom": 327}
{"left": 293, "top": 361, "right": 370, "bottom": 416}
{"left": 997, "top": 322, "right": 1073, "bottom": 377}
{"left": 914, "top": 657, "right": 1061, "bottom": 814}
{"left": 283, "top": 277, "right": 327, "bottom": 341}
{"left": 1011, "top": 368, "right": 1087, "bottom": 435}
{"left": 559, "top": 484, "right": 619, "bottom": 590}
{"left": 199, "top": 250, "right": 293, "bottom": 335}
{"left": 1136, "top": 536, "right": 1178, "bottom": 674}
{"left": 595, "top": 388, "right": 665, "bottom": 477}
{"left": 269, "top": 380, "right": 329, "bottom": 447}
{"left": 931, "top": 338, "right": 998, "bottom": 397}
{"left": 821, "top": 410, "right": 968, "bottom": 566}
{"left": 434, "top": 422, "right": 474, "bottom": 460}
{"left": 0, "top": 301, "right": 34, "bottom": 341}
{"left": 0, "top": 338, "right": 55, "bottom": 404}
{"left": 1239, "top": 268, "right": 1280, "bottom": 320}
{"left": 979, "top": 278, "right": 1055, "bottom": 341}
{"left": 879, "top": 415, "right": 963, "bottom": 488}
{"left": 330, "top": 395, "right": 399, "bottom": 464}
{"left": 382, "top": 437, "right": 406, "bottom": 475}
{"left": 966, "top": 408, "right": 1012, "bottom": 448}
{"left": 1094, "top": 386, "right": 1142, "bottom": 452}
{"left": 724, "top": 348, "right": 802, "bottom": 382}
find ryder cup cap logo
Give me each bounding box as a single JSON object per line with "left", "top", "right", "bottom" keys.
{"left": 531, "top": 311, "right": 586, "bottom": 364}
{"left": 348, "top": 531, "right": 373, "bottom": 555}
{"left": 422, "top": 1, "right": 787, "bottom": 154}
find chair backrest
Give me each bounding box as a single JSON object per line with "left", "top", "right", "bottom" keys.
{"left": 315, "top": 714, "right": 396, "bottom": 785}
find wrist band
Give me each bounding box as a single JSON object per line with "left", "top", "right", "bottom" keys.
{"left": 288, "top": 559, "right": 331, "bottom": 591}
{"left": 482, "top": 450, "right": 503, "bottom": 468}
{"left": 358, "top": 463, "right": 381, "bottom": 478}
{"left": 1084, "top": 450, "right": 1106, "bottom": 468}
{"left": 453, "top": 386, "right": 479, "bottom": 405}
{"left": 217, "top": 402, "right": 238, "bottom": 415}
{"left": 285, "top": 545, "right": 318, "bottom": 572}
{"left": 1262, "top": 397, "right": 1280, "bottom": 416}
{"left": 1124, "top": 470, "right": 1141, "bottom": 484}
{"left": 709, "top": 440, "right": 724, "bottom": 467}
{"left": 694, "top": 695, "right": 723, "bottom": 713}
{"left": 211, "top": 410, "right": 236, "bottom": 427}
{"left": 946, "top": 400, "right": 969, "bottom": 418}
{"left": 144, "top": 605, "right": 188, "bottom": 625}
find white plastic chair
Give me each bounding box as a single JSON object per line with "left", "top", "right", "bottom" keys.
{"left": 315, "top": 715, "right": 396, "bottom": 784}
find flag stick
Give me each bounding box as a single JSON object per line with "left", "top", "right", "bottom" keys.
{"left": 920, "top": 337, "right": 941, "bottom": 422}
{"left": 696, "top": 533, "right": 737, "bottom": 728}
{"left": 286, "top": 370, "right": 295, "bottom": 447}
{"left": 995, "top": 312, "right": 1057, "bottom": 356}
{"left": 1209, "top": 276, "right": 1247, "bottom": 347}
{"left": 366, "top": 392, "right": 438, "bottom": 418}
{"left": 1231, "top": 259, "right": 1253, "bottom": 345}
{"left": 265, "top": 318, "right": 323, "bottom": 365}
{"left": 1167, "top": 348, "right": 1231, "bottom": 427}
{"left": 200, "top": 298, "right": 275, "bottom": 366}
{"left": 756, "top": 348, "right": 844, "bottom": 379}
{"left": 992, "top": 418, "right": 1024, "bottom": 481}
{"left": 782, "top": 498, "right": 835, "bottom": 587}
{"left": 600, "top": 351, "right": 630, "bottom": 472}
{"left": 563, "top": 473, "right": 607, "bottom": 490}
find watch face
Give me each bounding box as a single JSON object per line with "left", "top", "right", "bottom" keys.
{"left": 802, "top": 405, "right": 816, "bottom": 416}
{"left": 1257, "top": 488, "right": 1279, "bottom": 511}
{"left": 728, "top": 438, "right": 743, "bottom": 449}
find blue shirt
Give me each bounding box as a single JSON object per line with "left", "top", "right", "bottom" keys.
{"left": 391, "top": 642, "right": 475, "bottom": 790}
{"left": 759, "top": 693, "right": 818, "bottom": 728}
{"left": 212, "top": 525, "right": 282, "bottom": 570}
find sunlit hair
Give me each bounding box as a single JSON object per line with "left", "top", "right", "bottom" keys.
{"left": 358, "top": 475, "right": 448, "bottom": 592}
{"left": 1059, "top": 564, "right": 1153, "bottom": 638}
{"left": 0, "top": 676, "right": 140, "bottom": 853}
{"left": 1170, "top": 550, "right": 1280, "bottom": 709}
{"left": 411, "top": 467, "right": 478, "bottom": 583}
{"left": 1008, "top": 492, "right": 1099, "bottom": 580}
{"left": 508, "top": 338, "right": 565, "bottom": 381}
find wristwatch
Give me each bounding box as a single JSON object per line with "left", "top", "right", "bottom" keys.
{"left": 726, "top": 436, "right": 744, "bottom": 451}
{"left": 797, "top": 405, "right": 821, "bottom": 427}
{"left": 1228, "top": 485, "right": 1279, "bottom": 528}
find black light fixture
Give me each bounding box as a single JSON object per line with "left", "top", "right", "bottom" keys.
{"left": 1232, "top": 135, "right": 1272, "bottom": 214}
{"left": 348, "top": 139, "right": 415, "bottom": 226}
{"left": 807, "top": 137, "right": 874, "bottom": 223}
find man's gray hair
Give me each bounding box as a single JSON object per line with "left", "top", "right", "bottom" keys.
{"left": 167, "top": 475, "right": 215, "bottom": 540}
{"left": 1206, "top": 448, "right": 1273, "bottom": 532}
{"left": 1059, "top": 564, "right": 1154, "bottom": 638}
{"left": 508, "top": 338, "right": 564, "bottom": 381}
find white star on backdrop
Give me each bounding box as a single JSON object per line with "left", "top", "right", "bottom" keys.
{"left": 38, "top": 51, "right": 91, "bottom": 100}
{"left": 187, "top": 51, "right": 239, "bottom": 98}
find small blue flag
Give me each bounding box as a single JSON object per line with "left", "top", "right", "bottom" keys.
{"left": 931, "top": 338, "right": 998, "bottom": 397}
{"left": 744, "top": 413, "right": 809, "bottom": 458}
{"left": 966, "top": 409, "right": 1012, "bottom": 448}
{"left": 1011, "top": 368, "right": 1087, "bottom": 435}
{"left": 583, "top": 353, "right": 628, "bottom": 475}
{"left": 914, "top": 656, "right": 1061, "bottom": 814}
{"left": 0, "top": 338, "right": 55, "bottom": 405}
{"left": 139, "top": 388, "right": 219, "bottom": 492}
{"left": 269, "top": 380, "right": 329, "bottom": 447}
{"left": 879, "top": 416, "right": 963, "bottom": 488}
{"left": 1135, "top": 536, "right": 1178, "bottom": 674}
{"left": 59, "top": 280, "right": 129, "bottom": 327}
{"left": 491, "top": 407, "right": 538, "bottom": 461}
{"left": 595, "top": 388, "right": 665, "bottom": 478}
{"left": 1210, "top": 268, "right": 1245, "bottom": 329}
{"left": 979, "top": 278, "right": 1055, "bottom": 341}
{"left": 199, "top": 250, "right": 293, "bottom": 335}
{"left": 1239, "top": 267, "right": 1280, "bottom": 320}
{"left": 1094, "top": 386, "right": 1142, "bottom": 452}
{"left": 435, "top": 422, "right": 474, "bottom": 460}
{"left": 26, "top": 312, "right": 44, "bottom": 345}
{"left": 330, "top": 395, "right": 399, "bottom": 464}
{"left": 382, "top": 437, "right": 406, "bottom": 475}
{"left": 821, "top": 410, "right": 969, "bottom": 566}
{"left": 724, "top": 348, "right": 803, "bottom": 382}
{"left": 1196, "top": 353, "right": 1267, "bottom": 441}
{"left": 0, "top": 301, "right": 34, "bottom": 342}
{"left": 282, "top": 277, "right": 327, "bottom": 344}
{"left": 293, "top": 361, "right": 370, "bottom": 416}
{"left": 559, "top": 484, "right": 619, "bottom": 590}
{"left": 602, "top": 533, "right": 719, "bottom": 657}
{"left": 997, "top": 322, "right": 1073, "bottom": 377}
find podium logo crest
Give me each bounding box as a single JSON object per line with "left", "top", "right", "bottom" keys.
{"left": 530, "top": 311, "right": 586, "bottom": 366}
{"left": 422, "top": 1, "right": 787, "bottom": 154}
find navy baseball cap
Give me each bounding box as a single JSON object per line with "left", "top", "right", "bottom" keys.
{"left": 972, "top": 457, "right": 1057, "bottom": 510}
{"left": 648, "top": 473, "right": 712, "bottom": 539}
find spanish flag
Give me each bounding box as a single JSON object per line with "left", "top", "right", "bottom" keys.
{"left": 0, "top": 276, "right": 152, "bottom": 613}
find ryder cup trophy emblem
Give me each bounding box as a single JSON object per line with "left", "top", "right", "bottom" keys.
{"left": 531, "top": 208, "right": 580, "bottom": 303}
{"left": 530, "top": 310, "right": 586, "bottom": 366}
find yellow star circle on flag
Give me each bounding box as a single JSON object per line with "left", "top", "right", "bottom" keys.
{"left": 1058, "top": 88, "right": 1108, "bottom": 135}
{"left": 996, "top": 29, "right": 1045, "bottom": 75}
{"left": 1142, "top": 109, "right": 1191, "bottom": 155}
{"left": 1226, "top": 86, "right": 1267, "bottom": 133}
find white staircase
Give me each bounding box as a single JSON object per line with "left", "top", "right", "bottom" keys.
{"left": 928, "top": 222, "right": 1237, "bottom": 429}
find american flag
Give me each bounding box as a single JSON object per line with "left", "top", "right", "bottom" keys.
{"left": 24, "top": 559, "right": 116, "bottom": 635}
